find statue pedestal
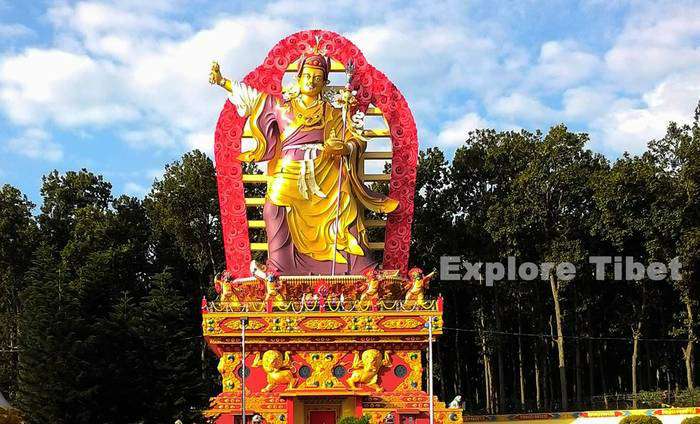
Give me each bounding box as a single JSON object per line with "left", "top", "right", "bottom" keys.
{"left": 202, "top": 275, "right": 461, "bottom": 424}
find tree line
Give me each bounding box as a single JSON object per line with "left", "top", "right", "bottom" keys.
{"left": 415, "top": 106, "right": 700, "bottom": 413}
{"left": 0, "top": 106, "right": 699, "bottom": 422}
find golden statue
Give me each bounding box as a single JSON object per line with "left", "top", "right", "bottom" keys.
{"left": 251, "top": 261, "right": 284, "bottom": 306}
{"left": 404, "top": 268, "right": 434, "bottom": 306}
{"left": 359, "top": 269, "right": 381, "bottom": 307}
{"left": 217, "top": 355, "right": 237, "bottom": 391}
{"left": 346, "top": 349, "right": 391, "bottom": 392}
{"left": 252, "top": 350, "right": 296, "bottom": 392}
{"left": 209, "top": 44, "right": 398, "bottom": 276}
{"left": 215, "top": 273, "right": 241, "bottom": 308}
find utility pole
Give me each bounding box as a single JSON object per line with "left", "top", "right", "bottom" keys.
{"left": 427, "top": 317, "right": 434, "bottom": 424}
{"left": 241, "top": 317, "right": 248, "bottom": 424}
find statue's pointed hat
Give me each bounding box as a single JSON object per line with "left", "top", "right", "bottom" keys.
{"left": 297, "top": 36, "right": 330, "bottom": 79}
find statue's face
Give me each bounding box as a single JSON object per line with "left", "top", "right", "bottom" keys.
{"left": 298, "top": 66, "right": 326, "bottom": 97}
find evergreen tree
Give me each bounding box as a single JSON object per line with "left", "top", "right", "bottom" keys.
{"left": 145, "top": 150, "right": 223, "bottom": 288}
{"left": 137, "top": 271, "right": 206, "bottom": 423}
{"left": 0, "top": 185, "right": 37, "bottom": 402}
{"left": 17, "top": 245, "right": 81, "bottom": 424}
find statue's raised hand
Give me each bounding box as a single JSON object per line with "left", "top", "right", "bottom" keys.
{"left": 209, "top": 61, "right": 224, "bottom": 85}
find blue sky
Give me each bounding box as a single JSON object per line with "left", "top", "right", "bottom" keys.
{"left": 1, "top": 0, "right": 700, "bottom": 205}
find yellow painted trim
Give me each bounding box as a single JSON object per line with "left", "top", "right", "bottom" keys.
{"left": 362, "top": 174, "right": 390, "bottom": 182}
{"left": 365, "top": 106, "right": 383, "bottom": 116}
{"left": 245, "top": 197, "right": 266, "bottom": 206}
{"left": 363, "top": 151, "right": 393, "bottom": 159}
{"left": 365, "top": 219, "right": 386, "bottom": 228}
{"left": 242, "top": 174, "right": 270, "bottom": 183}
{"left": 362, "top": 128, "right": 390, "bottom": 138}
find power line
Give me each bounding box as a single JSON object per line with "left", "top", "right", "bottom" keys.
{"left": 441, "top": 326, "right": 694, "bottom": 343}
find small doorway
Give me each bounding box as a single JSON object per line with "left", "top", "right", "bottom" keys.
{"left": 308, "top": 410, "right": 336, "bottom": 424}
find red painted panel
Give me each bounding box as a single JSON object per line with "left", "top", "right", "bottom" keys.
{"left": 377, "top": 352, "right": 409, "bottom": 392}
{"left": 242, "top": 354, "right": 269, "bottom": 393}
{"left": 309, "top": 410, "right": 336, "bottom": 424}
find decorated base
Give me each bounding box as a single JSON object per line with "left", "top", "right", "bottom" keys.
{"left": 202, "top": 274, "right": 461, "bottom": 424}
{"left": 205, "top": 391, "right": 459, "bottom": 424}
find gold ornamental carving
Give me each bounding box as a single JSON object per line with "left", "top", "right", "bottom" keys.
{"left": 347, "top": 349, "right": 391, "bottom": 392}
{"left": 395, "top": 350, "right": 423, "bottom": 391}
{"left": 252, "top": 350, "right": 296, "bottom": 392}
{"left": 226, "top": 319, "right": 265, "bottom": 331}
{"left": 381, "top": 318, "right": 423, "bottom": 329}
{"left": 217, "top": 352, "right": 242, "bottom": 393}
{"left": 300, "top": 352, "right": 343, "bottom": 389}
{"left": 302, "top": 318, "right": 344, "bottom": 330}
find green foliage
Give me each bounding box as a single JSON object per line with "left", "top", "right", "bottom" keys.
{"left": 146, "top": 150, "right": 222, "bottom": 278}
{"left": 681, "top": 416, "right": 700, "bottom": 424}
{"left": 14, "top": 161, "right": 217, "bottom": 424}
{"left": 618, "top": 416, "right": 663, "bottom": 424}
{"left": 0, "top": 185, "right": 37, "bottom": 402}
{"left": 338, "top": 415, "right": 371, "bottom": 424}
{"left": 675, "top": 388, "right": 700, "bottom": 406}
{"left": 635, "top": 390, "right": 666, "bottom": 407}
{"left": 38, "top": 170, "right": 112, "bottom": 250}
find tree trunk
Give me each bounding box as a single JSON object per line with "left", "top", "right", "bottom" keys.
{"left": 485, "top": 356, "right": 494, "bottom": 413}
{"left": 632, "top": 323, "right": 641, "bottom": 409}
{"left": 544, "top": 336, "right": 551, "bottom": 411}
{"left": 586, "top": 293, "right": 595, "bottom": 408}
{"left": 549, "top": 273, "right": 568, "bottom": 410}
{"left": 587, "top": 337, "right": 595, "bottom": 405}
{"left": 484, "top": 355, "right": 490, "bottom": 413}
{"left": 535, "top": 347, "right": 542, "bottom": 410}
{"left": 683, "top": 298, "right": 695, "bottom": 389}
{"left": 517, "top": 298, "right": 526, "bottom": 410}
{"left": 454, "top": 297, "right": 462, "bottom": 398}
{"left": 464, "top": 337, "right": 471, "bottom": 411}
{"left": 599, "top": 345, "right": 608, "bottom": 409}
{"left": 575, "top": 338, "right": 582, "bottom": 408}
{"left": 644, "top": 340, "right": 653, "bottom": 390}
{"left": 495, "top": 289, "right": 505, "bottom": 413}
{"left": 518, "top": 333, "right": 526, "bottom": 410}
{"left": 480, "top": 307, "right": 493, "bottom": 413}
{"left": 574, "top": 282, "right": 582, "bottom": 408}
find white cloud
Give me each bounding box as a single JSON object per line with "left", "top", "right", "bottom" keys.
{"left": 529, "top": 40, "right": 601, "bottom": 90}
{"left": 488, "top": 93, "right": 558, "bottom": 123}
{"left": 596, "top": 72, "right": 700, "bottom": 154}
{"left": 184, "top": 131, "right": 214, "bottom": 156}
{"left": 0, "top": 23, "right": 33, "bottom": 38}
{"left": 0, "top": 48, "right": 138, "bottom": 127}
{"left": 5, "top": 128, "right": 63, "bottom": 161}
{"left": 348, "top": 20, "right": 526, "bottom": 119}
{"left": 436, "top": 112, "right": 490, "bottom": 147}
{"left": 603, "top": 3, "right": 700, "bottom": 91}
{"left": 562, "top": 85, "right": 617, "bottom": 121}
{"left": 123, "top": 181, "right": 149, "bottom": 197}
{"left": 0, "top": 6, "right": 295, "bottom": 154}
{"left": 121, "top": 127, "right": 175, "bottom": 150}
{"left": 47, "top": 1, "right": 191, "bottom": 61}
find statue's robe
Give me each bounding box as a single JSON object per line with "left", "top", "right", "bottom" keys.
{"left": 235, "top": 90, "right": 398, "bottom": 275}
